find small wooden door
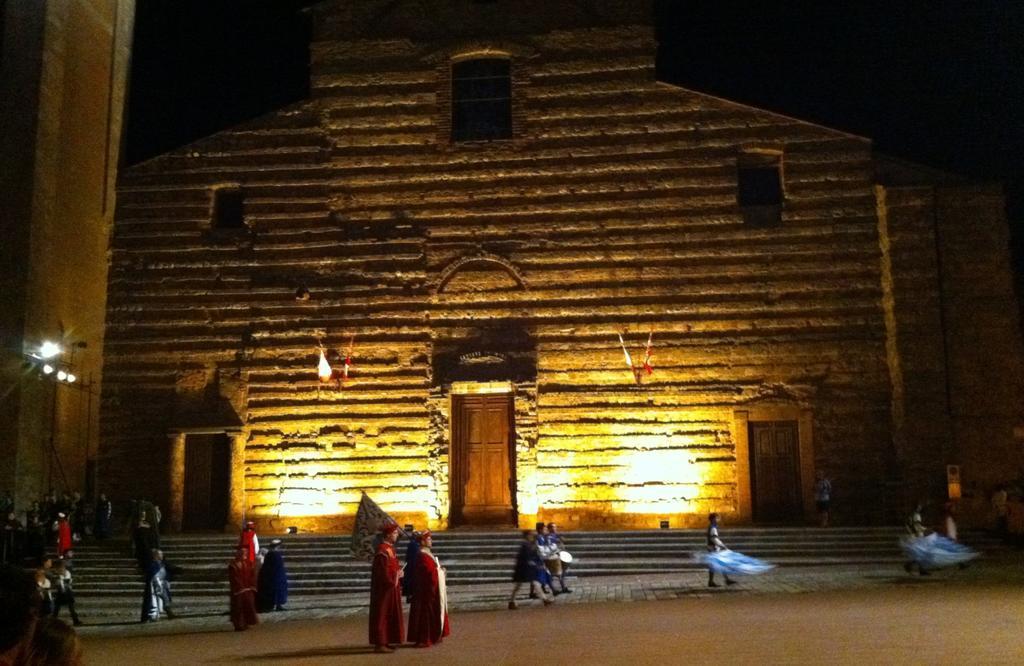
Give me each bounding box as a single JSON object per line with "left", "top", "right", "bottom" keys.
{"left": 183, "top": 434, "right": 231, "bottom": 531}
{"left": 451, "top": 393, "right": 515, "bottom": 525}
{"left": 750, "top": 421, "right": 802, "bottom": 522}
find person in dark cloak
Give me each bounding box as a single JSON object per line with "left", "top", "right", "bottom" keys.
{"left": 402, "top": 530, "right": 421, "bottom": 603}
{"left": 132, "top": 519, "right": 158, "bottom": 571}
{"left": 26, "top": 505, "right": 46, "bottom": 566}
{"left": 2, "top": 511, "right": 22, "bottom": 564}
{"left": 93, "top": 493, "right": 112, "bottom": 540}
{"left": 256, "top": 539, "right": 288, "bottom": 612}
{"left": 508, "top": 530, "right": 552, "bottom": 610}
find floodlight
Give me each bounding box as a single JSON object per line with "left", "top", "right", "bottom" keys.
{"left": 39, "top": 341, "right": 62, "bottom": 359}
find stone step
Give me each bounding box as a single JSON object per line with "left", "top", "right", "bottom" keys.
{"left": 65, "top": 527, "right": 999, "bottom": 611}
{"left": 74, "top": 556, "right": 908, "bottom": 595}
{"left": 84, "top": 527, "right": 914, "bottom": 546}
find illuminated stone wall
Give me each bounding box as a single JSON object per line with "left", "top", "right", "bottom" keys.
{"left": 100, "top": 0, "right": 1023, "bottom": 530}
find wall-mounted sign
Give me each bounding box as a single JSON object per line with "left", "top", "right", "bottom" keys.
{"left": 458, "top": 351, "right": 508, "bottom": 365}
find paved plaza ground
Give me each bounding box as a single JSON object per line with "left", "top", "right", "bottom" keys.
{"left": 80, "top": 554, "right": 1024, "bottom": 665}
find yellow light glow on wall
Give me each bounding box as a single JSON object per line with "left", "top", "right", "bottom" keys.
{"left": 534, "top": 432, "right": 710, "bottom": 515}
{"left": 271, "top": 485, "right": 438, "bottom": 518}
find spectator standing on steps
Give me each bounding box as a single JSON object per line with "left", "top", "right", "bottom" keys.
{"left": 93, "top": 494, "right": 112, "bottom": 541}
{"left": 814, "top": 471, "right": 832, "bottom": 527}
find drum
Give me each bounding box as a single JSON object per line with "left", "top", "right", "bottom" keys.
{"left": 558, "top": 550, "right": 573, "bottom": 564}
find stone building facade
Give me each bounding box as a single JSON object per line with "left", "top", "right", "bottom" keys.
{"left": 101, "top": 0, "right": 1024, "bottom": 532}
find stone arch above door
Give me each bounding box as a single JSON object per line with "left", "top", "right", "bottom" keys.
{"left": 435, "top": 252, "right": 526, "bottom": 295}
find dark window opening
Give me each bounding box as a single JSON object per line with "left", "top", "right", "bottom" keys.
{"left": 212, "top": 187, "right": 245, "bottom": 230}
{"left": 738, "top": 153, "right": 783, "bottom": 227}
{"left": 452, "top": 58, "right": 512, "bottom": 142}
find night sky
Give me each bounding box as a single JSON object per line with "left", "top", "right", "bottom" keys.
{"left": 126, "top": 0, "right": 1024, "bottom": 296}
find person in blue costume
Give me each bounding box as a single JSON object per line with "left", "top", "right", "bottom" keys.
{"left": 700, "top": 513, "right": 774, "bottom": 587}
{"left": 257, "top": 539, "right": 289, "bottom": 612}
{"left": 508, "top": 530, "right": 552, "bottom": 609}
{"left": 140, "top": 549, "right": 174, "bottom": 622}
{"left": 705, "top": 513, "right": 736, "bottom": 587}
{"left": 901, "top": 502, "right": 978, "bottom": 575}
{"left": 403, "top": 530, "right": 421, "bottom": 603}
{"left": 533, "top": 522, "right": 555, "bottom": 596}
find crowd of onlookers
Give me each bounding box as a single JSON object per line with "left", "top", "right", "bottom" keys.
{"left": 0, "top": 487, "right": 182, "bottom": 665}
{"left": 1, "top": 490, "right": 115, "bottom": 568}
{"left": 0, "top": 489, "right": 166, "bottom": 651}
{"left": 0, "top": 561, "right": 84, "bottom": 665}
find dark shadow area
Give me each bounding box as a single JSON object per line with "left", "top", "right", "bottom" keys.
{"left": 231, "top": 645, "right": 387, "bottom": 661}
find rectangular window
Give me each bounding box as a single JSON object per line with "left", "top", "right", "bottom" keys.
{"left": 451, "top": 58, "right": 512, "bottom": 142}
{"left": 212, "top": 187, "right": 245, "bottom": 230}
{"left": 737, "top": 151, "right": 783, "bottom": 227}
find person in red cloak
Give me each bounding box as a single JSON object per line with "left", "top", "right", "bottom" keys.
{"left": 55, "top": 513, "right": 72, "bottom": 557}
{"left": 406, "top": 530, "right": 450, "bottom": 648}
{"left": 369, "top": 522, "right": 404, "bottom": 653}
{"left": 228, "top": 546, "right": 259, "bottom": 631}
{"left": 238, "top": 521, "right": 259, "bottom": 563}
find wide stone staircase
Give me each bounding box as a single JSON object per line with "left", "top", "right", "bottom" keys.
{"left": 70, "top": 527, "right": 999, "bottom": 620}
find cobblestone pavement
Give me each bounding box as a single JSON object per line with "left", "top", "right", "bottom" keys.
{"left": 76, "top": 550, "right": 1024, "bottom": 639}
{"left": 81, "top": 577, "right": 1024, "bottom": 665}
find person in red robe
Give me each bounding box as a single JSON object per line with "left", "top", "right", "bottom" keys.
{"left": 55, "top": 513, "right": 72, "bottom": 557}
{"left": 368, "top": 522, "right": 404, "bottom": 653}
{"left": 238, "top": 521, "right": 259, "bottom": 563}
{"left": 228, "top": 546, "right": 259, "bottom": 631}
{"left": 406, "top": 530, "right": 450, "bottom": 648}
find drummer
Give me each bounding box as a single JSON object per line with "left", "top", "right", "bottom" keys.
{"left": 547, "top": 522, "right": 572, "bottom": 594}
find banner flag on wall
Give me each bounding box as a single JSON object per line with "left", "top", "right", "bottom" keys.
{"left": 350, "top": 492, "right": 399, "bottom": 562}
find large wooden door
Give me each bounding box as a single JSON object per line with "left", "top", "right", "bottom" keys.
{"left": 451, "top": 394, "right": 515, "bottom": 525}
{"left": 183, "top": 434, "right": 231, "bottom": 531}
{"left": 750, "top": 421, "right": 802, "bottom": 522}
